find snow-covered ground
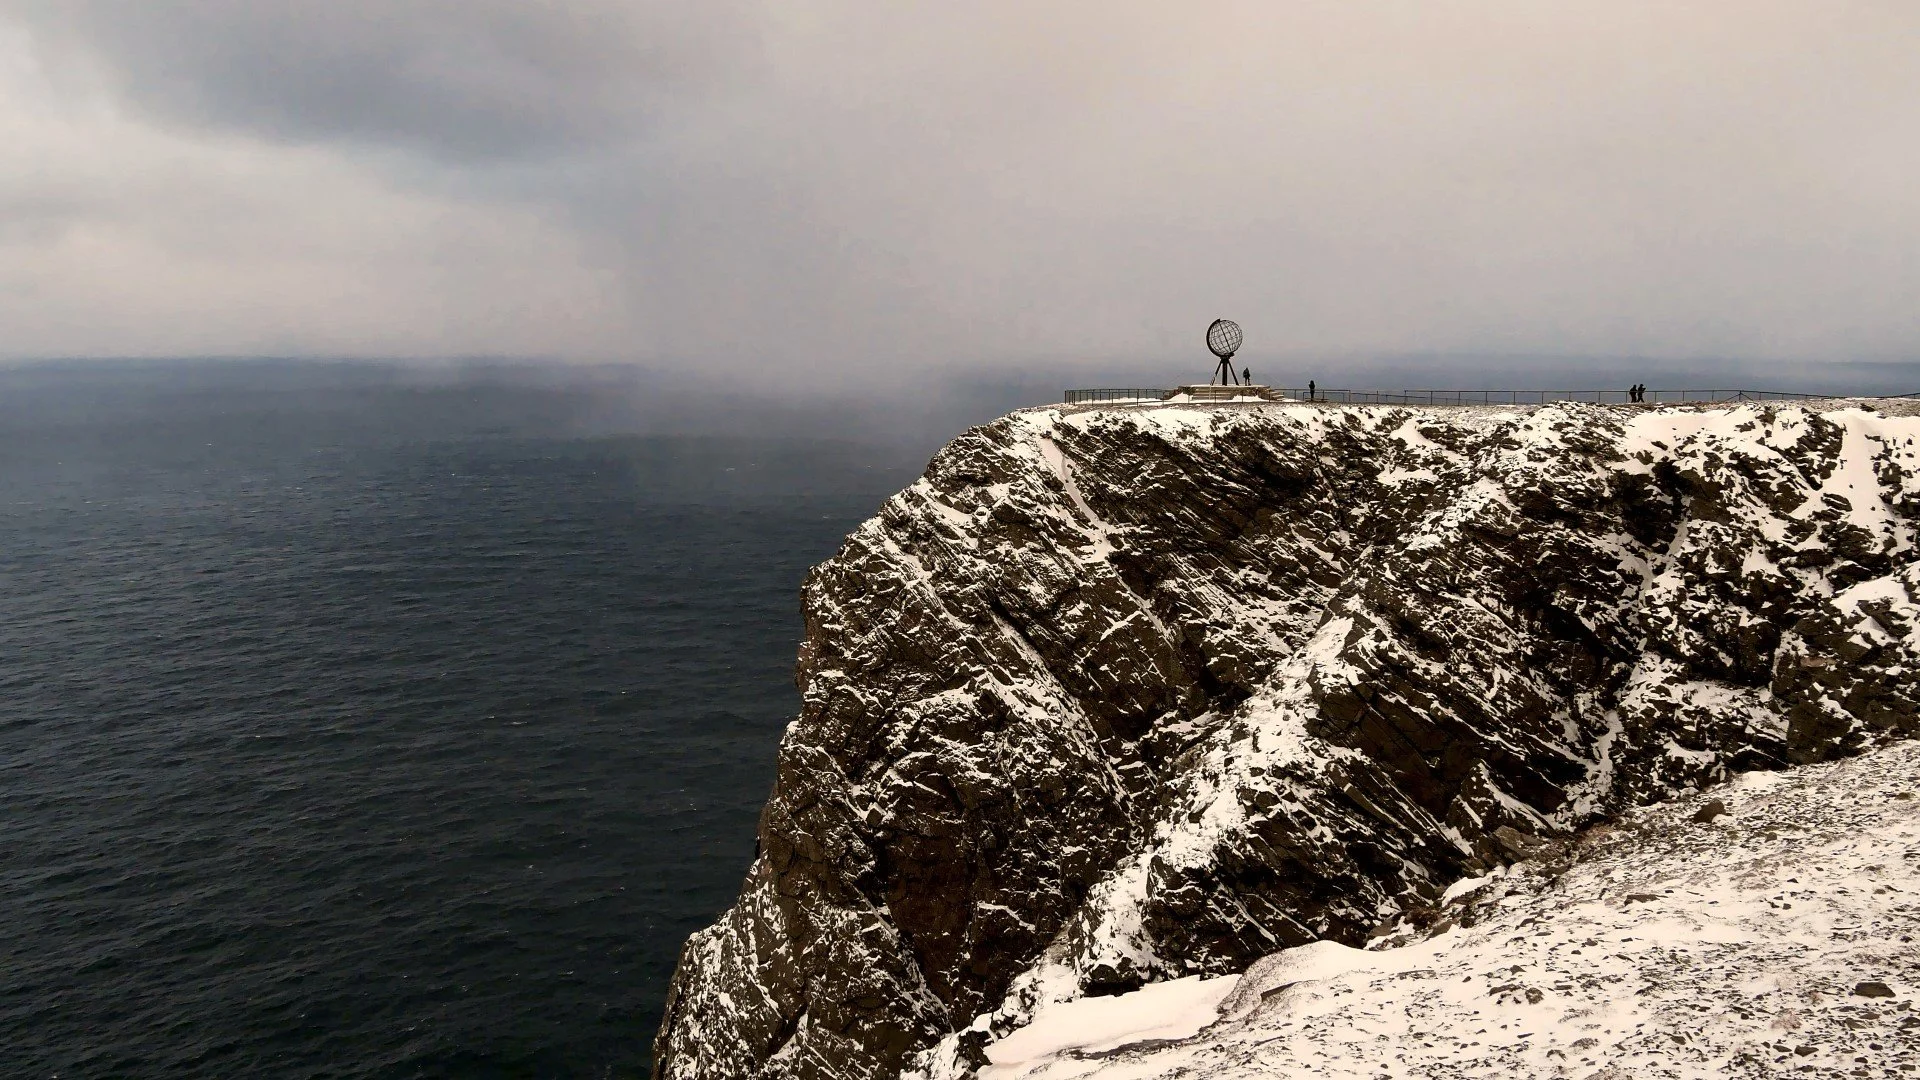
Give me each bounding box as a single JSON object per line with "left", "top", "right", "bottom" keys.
{"left": 973, "top": 739, "right": 1920, "bottom": 1079}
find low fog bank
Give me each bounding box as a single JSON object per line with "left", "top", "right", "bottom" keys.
{"left": 5, "top": 355, "right": 1915, "bottom": 474}
{"left": 0, "top": 359, "right": 1047, "bottom": 479}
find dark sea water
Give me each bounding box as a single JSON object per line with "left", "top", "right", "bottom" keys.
{"left": 0, "top": 363, "right": 923, "bottom": 1078}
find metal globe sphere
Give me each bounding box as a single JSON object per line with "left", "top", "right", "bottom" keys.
{"left": 1206, "top": 318, "right": 1242, "bottom": 359}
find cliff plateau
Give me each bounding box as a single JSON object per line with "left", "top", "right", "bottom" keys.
{"left": 652, "top": 399, "right": 1920, "bottom": 1080}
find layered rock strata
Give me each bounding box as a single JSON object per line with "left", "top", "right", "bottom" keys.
{"left": 652, "top": 399, "right": 1920, "bottom": 1080}
{"left": 946, "top": 738, "right": 1920, "bottom": 1079}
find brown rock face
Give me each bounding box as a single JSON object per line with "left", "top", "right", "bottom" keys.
{"left": 652, "top": 400, "right": 1920, "bottom": 1080}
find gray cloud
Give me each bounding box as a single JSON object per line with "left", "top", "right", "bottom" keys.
{"left": 2, "top": 1, "right": 1918, "bottom": 386}
{"left": 5, "top": 0, "right": 758, "bottom": 160}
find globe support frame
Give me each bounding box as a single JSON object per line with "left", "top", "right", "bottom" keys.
{"left": 1206, "top": 319, "right": 1243, "bottom": 386}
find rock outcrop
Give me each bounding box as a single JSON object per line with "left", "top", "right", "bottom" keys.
{"left": 954, "top": 737, "right": 1920, "bottom": 1079}
{"left": 652, "top": 399, "right": 1920, "bottom": 1080}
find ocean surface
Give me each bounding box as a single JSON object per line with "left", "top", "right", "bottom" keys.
{"left": 0, "top": 363, "right": 928, "bottom": 1078}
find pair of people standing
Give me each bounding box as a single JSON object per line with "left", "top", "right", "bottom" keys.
{"left": 1628, "top": 383, "right": 1649, "bottom": 403}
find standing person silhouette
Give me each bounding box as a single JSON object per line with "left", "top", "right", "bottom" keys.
{"left": 1243, "top": 366, "right": 1251, "bottom": 383}
{"left": 1308, "top": 379, "right": 1316, "bottom": 402}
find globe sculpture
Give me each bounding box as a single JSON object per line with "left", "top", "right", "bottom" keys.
{"left": 1207, "top": 318, "right": 1243, "bottom": 385}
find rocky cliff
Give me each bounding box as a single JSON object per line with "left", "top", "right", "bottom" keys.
{"left": 651, "top": 399, "right": 1920, "bottom": 1080}
{"left": 956, "top": 738, "right": 1920, "bottom": 1079}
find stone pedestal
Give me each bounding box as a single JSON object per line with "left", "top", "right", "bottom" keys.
{"left": 1168, "top": 384, "right": 1284, "bottom": 402}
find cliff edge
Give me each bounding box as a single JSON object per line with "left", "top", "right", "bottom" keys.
{"left": 653, "top": 399, "right": 1920, "bottom": 1080}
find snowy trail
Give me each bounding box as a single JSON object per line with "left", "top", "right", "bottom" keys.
{"left": 972, "top": 739, "right": 1920, "bottom": 1079}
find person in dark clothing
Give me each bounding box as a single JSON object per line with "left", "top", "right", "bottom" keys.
{"left": 1308, "top": 379, "right": 1316, "bottom": 402}
{"left": 1243, "top": 366, "right": 1251, "bottom": 383}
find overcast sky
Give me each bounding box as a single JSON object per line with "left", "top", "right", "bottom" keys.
{"left": 1, "top": 1, "right": 1916, "bottom": 385}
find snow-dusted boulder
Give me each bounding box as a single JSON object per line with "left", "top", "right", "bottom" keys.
{"left": 652, "top": 399, "right": 1920, "bottom": 1080}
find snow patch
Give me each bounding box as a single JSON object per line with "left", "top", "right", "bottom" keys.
{"left": 982, "top": 974, "right": 1239, "bottom": 1075}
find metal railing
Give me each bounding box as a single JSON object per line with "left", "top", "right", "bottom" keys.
{"left": 1273, "top": 388, "right": 1845, "bottom": 406}
{"left": 1063, "top": 387, "right": 1854, "bottom": 407}
{"left": 1062, "top": 388, "right": 1173, "bottom": 404}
